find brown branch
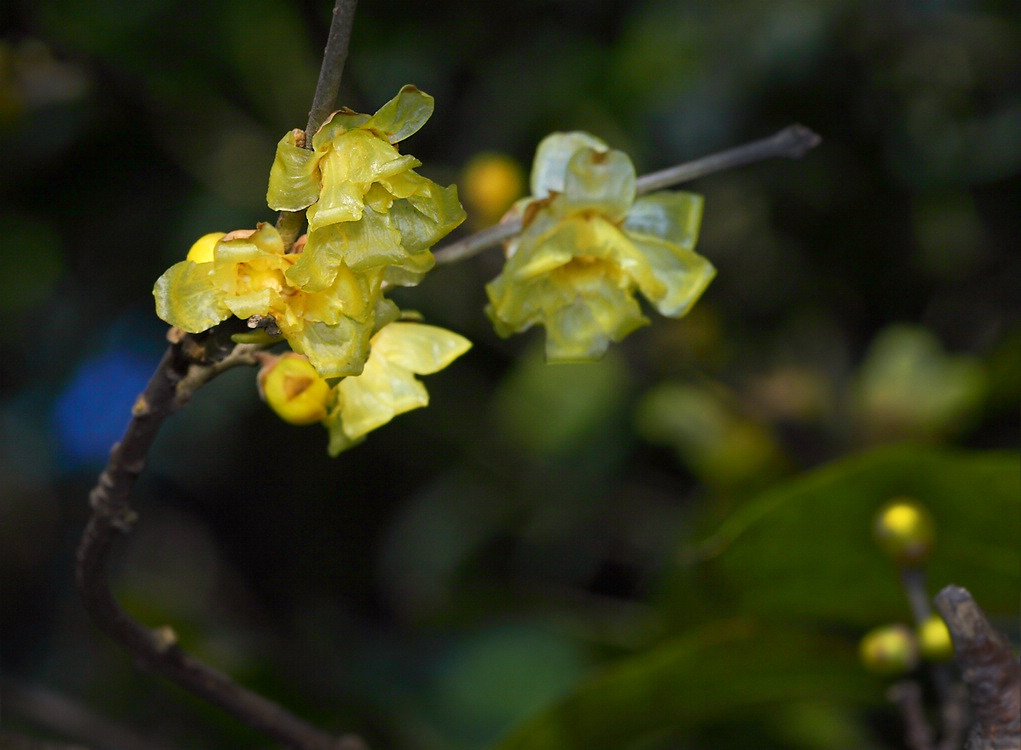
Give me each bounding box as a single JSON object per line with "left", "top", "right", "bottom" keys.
{"left": 934, "top": 585, "right": 1020, "bottom": 750}
{"left": 75, "top": 4, "right": 368, "bottom": 748}
{"left": 0, "top": 678, "right": 178, "bottom": 750}
{"left": 888, "top": 681, "right": 936, "bottom": 750}
{"left": 278, "top": 0, "right": 359, "bottom": 249}
{"left": 432, "top": 123, "right": 821, "bottom": 266}
{"left": 75, "top": 328, "right": 362, "bottom": 749}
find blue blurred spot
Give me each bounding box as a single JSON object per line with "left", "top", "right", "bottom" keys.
{"left": 53, "top": 349, "right": 157, "bottom": 467}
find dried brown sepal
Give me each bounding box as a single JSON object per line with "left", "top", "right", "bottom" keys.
{"left": 934, "top": 585, "right": 1020, "bottom": 750}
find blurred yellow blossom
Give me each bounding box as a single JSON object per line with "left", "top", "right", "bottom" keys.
{"left": 485, "top": 132, "right": 715, "bottom": 361}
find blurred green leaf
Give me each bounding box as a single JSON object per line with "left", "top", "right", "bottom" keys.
{"left": 853, "top": 324, "right": 986, "bottom": 443}
{"left": 490, "top": 620, "right": 874, "bottom": 750}
{"left": 493, "top": 345, "right": 631, "bottom": 454}
{"left": 695, "top": 445, "right": 1019, "bottom": 625}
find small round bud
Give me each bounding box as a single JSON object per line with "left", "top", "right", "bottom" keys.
{"left": 259, "top": 354, "right": 331, "bottom": 426}
{"left": 859, "top": 624, "right": 920, "bottom": 676}
{"left": 873, "top": 497, "right": 935, "bottom": 565}
{"left": 917, "top": 614, "right": 954, "bottom": 662}
{"left": 461, "top": 153, "right": 525, "bottom": 227}
{"left": 186, "top": 232, "right": 226, "bottom": 263}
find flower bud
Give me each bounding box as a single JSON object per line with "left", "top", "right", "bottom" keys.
{"left": 461, "top": 152, "right": 525, "bottom": 227}
{"left": 917, "top": 614, "right": 954, "bottom": 662}
{"left": 859, "top": 624, "right": 920, "bottom": 676}
{"left": 185, "top": 232, "right": 226, "bottom": 263}
{"left": 259, "top": 354, "right": 331, "bottom": 425}
{"left": 873, "top": 497, "right": 935, "bottom": 566}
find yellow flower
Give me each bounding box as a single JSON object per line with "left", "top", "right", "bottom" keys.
{"left": 324, "top": 322, "right": 471, "bottom": 455}
{"left": 485, "top": 132, "right": 715, "bottom": 361}
{"left": 266, "top": 85, "right": 466, "bottom": 291}
{"left": 153, "top": 224, "right": 395, "bottom": 377}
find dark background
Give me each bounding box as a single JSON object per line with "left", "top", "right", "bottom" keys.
{"left": 1, "top": 1, "right": 1018, "bottom": 748}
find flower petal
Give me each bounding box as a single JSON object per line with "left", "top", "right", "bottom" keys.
{"left": 624, "top": 192, "right": 704, "bottom": 250}
{"left": 370, "top": 322, "right": 472, "bottom": 374}
{"left": 364, "top": 85, "right": 435, "bottom": 144}
{"left": 562, "top": 147, "right": 636, "bottom": 222}
{"left": 266, "top": 129, "right": 323, "bottom": 211}
{"left": 153, "top": 261, "right": 232, "bottom": 333}
{"left": 530, "top": 131, "right": 608, "bottom": 198}
{"left": 288, "top": 317, "right": 373, "bottom": 378}
{"left": 626, "top": 234, "right": 717, "bottom": 317}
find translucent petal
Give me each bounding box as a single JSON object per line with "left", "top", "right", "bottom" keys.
{"left": 626, "top": 234, "right": 717, "bottom": 317}
{"left": 336, "top": 356, "right": 398, "bottom": 437}
{"left": 266, "top": 130, "right": 322, "bottom": 211}
{"left": 530, "top": 132, "right": 608, "bottom": 198}
{"left": 288, "top": 317, "right": 373, "bottom": 378}
{"left": 153, "top": 261, "right": 231, "bottom": 333}
{"left": 223, "top": 288, "right": 272, "bottom": 320}
{"left": 312, "top": 109, "right": 371, "bottom": 151}
{"left": 364, "top": 85, "right": 435, "bottom": 143}
{"left": 306, "top": 151, "right": 367, "bottom": 231}
{"left": 371, "top": 322, "right": 472, "bottom": 374}
{"left": 562, "top": 147, "right": 636, "bottom": 222}
{"left": 624, "top": 192, "right": 704, "bottom": 250}
{"left": 389, "top": 182, "right": 466, "bottom": 253}
{"left": 383, "top": 251, "right": 435, "bottom": 287}
{"left": 337, "top": 130, "right": 420, "bottom": 185}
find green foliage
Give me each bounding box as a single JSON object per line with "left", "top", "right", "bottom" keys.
{"left": 492, "top": 621, "right": 874, "bottom": 750}
{"left": 693, "top": 445, "right": 1019, "bottom": 625}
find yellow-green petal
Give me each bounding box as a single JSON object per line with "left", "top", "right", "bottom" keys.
{"left": 370, "top": 322, "right": 472, "bottom": 374}
{"left": 626, "top": 234, "right": 717, "bottom": 317}
{"left": 624, "top": 192, "right": 704, "bottom": 251}
{"left": 312, "top": 109, "right": 371, "bottom": 151}
{"left": 266, "top": 130, "right": 322, "bottom": 211}
{"left": 561, "top": 147, "right": 636, "bottom": 222}
{"left": 153, "top": 260, "right": 232, "bottom": 333}
{"left": 364, "top": 85, "right": 435, "bottom": 144}
{"left": 288, "top": 317, "right": 373, "bottom": 378}
{"left": 530, "top": 131, "right": 609, "bottom": 198}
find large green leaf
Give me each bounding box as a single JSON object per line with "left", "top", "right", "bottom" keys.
{"left": 696, "top": 445, "right": 1019, "bottom": 625}
{"left": 491, "top": 620, "right": 875, "bottom": 750}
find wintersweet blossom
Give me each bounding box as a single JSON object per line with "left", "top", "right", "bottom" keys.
{"left": 267, "top": 85, "right": 466, "bottom": 291}
{"left": 154, "top": 224, "right": 394, "bottom": 378}
{"left": 324, "top": 322, "right": 472, "bottom": 455}
{"left": 485, "top": 132, "right": 716, "bottom": 361}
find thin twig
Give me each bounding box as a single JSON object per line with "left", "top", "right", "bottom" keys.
{"left": 433, "top": 123, "right": 821, "bottom": 266}
{"left": 0, "top": 678, "right": 178, "bottom": 750}
{"left": 76, "top": 333, "right": 355, "bottom": 749}
{"left": 279, "top": 0, "right": 359, "bottom": 249}
{"left": 888, "top": 681, "right": 936, "bottom": 750}
{"left": 306, "top": 0, "right": 359, "bottom": 143}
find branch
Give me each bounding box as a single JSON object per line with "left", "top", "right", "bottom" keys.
{"left": 306, "top": 0, "right": 359, "bottom": 142}
{"left": 75, "top": 330, "right": 362, "bottom": 750}
{"left": 433, "top": 123, "right": 821, "bottom": 266}
{"left": 278, "top": 0, "right": 359, "bottom": 249}
{"left": 0, "top": 678, "right": 177, "bottom": 750}
{"left": 934, "top": 585, "right": 1020, "bottom": 750}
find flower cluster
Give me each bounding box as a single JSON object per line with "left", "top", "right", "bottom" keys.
{"left": 153, "top": 87, "right": 470, "bottom": 452}
{"left": 485, "top": 132, "right": 716, "bottom": 361}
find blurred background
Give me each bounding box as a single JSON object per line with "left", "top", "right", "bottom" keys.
{"left": 1, "top": 1, "right": 1018, "bottom": 748}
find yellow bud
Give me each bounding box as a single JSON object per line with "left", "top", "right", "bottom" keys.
{"left": 260, "top": 354, "right": 331, "bottom": 425}
{"left": 873, "top": 497, "right": 935, "bottom": 566}
{"left": 859, "top": 624, "right": 920, "bottom": 676}
{"left": 917, "top": 614, "right": 954, "bottom": 662}
{"left": 186, "top": 232, "right": 226, "bottom": 263}
{"left": 461, "top": 153, "right": 525, "bottom": 227}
